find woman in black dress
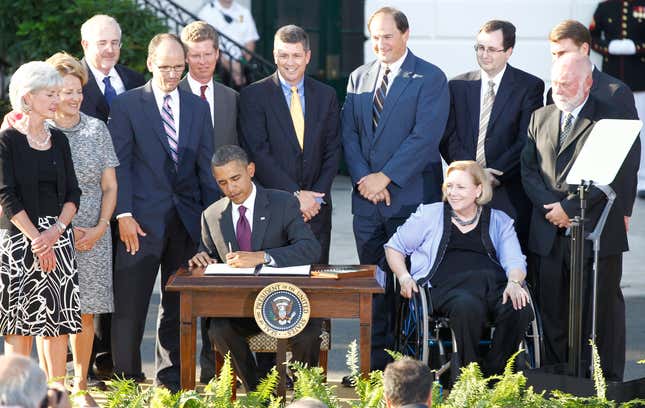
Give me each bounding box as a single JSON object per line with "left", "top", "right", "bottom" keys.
{"left": 0, "top": 61, "right": 81, "bottom": 385}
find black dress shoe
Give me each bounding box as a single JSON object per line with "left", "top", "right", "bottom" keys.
{"left": 93, "top": 354, "right": 114, "bottom": 379}
{"left": 638, "top": 190, "right": 645, "bottom": 199}
{"left": 341, "top": 375, "right": 355, "bottom": 387}
{"left": 86, "top": 377, "right": 108, "bottom": 392}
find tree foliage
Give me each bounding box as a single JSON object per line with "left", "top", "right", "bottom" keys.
{"left": 0, "top": 0, "right": 167, "bottom": 75}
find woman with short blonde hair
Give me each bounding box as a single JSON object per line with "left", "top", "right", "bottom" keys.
{"left": 382, "top": 160, "right": 530, "bottom": 376}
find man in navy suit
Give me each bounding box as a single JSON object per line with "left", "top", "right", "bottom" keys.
{"left": 441, "top": 20, "right": 544, "bottom": 249}
{"left": 341, "top": 6, "right": 450, "bottom": 370}
{"left": 80, "top": 14, "right": 145, "bottom": 123}
{"left": 107, "top": 33, "right": 220, "bottom": 392}
{"left": 239, "top": 24, "right": 340, "bottom": 264}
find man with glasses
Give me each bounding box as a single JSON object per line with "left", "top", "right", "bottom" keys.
{"left": 78, "top": 13, "right": 146, "bottom": 383}
{"left": 107, "top": 33, "right": 220, "bottom": 392}
{"left": 441, "top": 20, "right": 543, "bottom": 250}
{"left": 80, "top": 14, "right": 145, "bottom": 123}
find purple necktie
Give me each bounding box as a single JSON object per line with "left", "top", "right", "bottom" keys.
{"left": 236, "top": 205, "right": 252, "bottom": 251}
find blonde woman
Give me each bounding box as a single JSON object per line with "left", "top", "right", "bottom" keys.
{"left": 382, "top": 160, "right": 531, "bottom": 375}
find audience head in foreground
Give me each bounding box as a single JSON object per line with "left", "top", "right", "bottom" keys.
{"left": 383, "top": 358, "right": 433, "bottom": 408}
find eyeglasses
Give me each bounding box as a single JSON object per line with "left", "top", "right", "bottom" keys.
{"left": 474, "top": 44, "right": 506, "bottom": 54}
{"left": 153, "top": 63, "right": 185, "bottom": 73}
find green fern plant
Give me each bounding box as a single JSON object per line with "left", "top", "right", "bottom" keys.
{"left": 345, "top": 340, "right": 384, "bottom": 408}
{"left": 104, "top": 376, "right": 152, "bottom": 408}
{"left": 236, "top": 367, "right": 281, "bottom": 408}
{"left": 291, "top": 361, "right": 339, "bottom": 408}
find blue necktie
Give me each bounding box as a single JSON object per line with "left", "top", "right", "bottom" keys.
{"left": 103, "top": 76, "right": 117, "bottom": 105}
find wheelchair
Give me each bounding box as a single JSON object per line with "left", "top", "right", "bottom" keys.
{"left": 394, "top": 283, "right": 543, "bottom": 386}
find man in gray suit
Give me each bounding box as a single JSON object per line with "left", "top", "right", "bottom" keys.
{"left": 180, "top": 21, "right": 239, "bottom": 150}
{"left": 189, "top": 145, "right": 321, "bottom": 392}
{"left": 179, "top": 21, "right": 239, "bottom": 382}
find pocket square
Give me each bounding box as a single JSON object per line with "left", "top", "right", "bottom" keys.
{"left": 260, "top": 216, "right": 266, "bottom": 221}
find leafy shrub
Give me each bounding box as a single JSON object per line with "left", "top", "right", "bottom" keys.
{"left": 0, "top": 0, "right": 166, "bottom": 74}
{"left": 103, "top": 343, "right": 645, "bottom": 408}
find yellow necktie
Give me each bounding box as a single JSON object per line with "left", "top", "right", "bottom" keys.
{"left": 290, "top": 86, "right": 304, "bottom": 149}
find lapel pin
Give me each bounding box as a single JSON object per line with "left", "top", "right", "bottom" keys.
{"left": 260, "top": 216, "right": 266, "bottom": 221}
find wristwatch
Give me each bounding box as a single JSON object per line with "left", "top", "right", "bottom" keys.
{"left": 263, "top": 252, "right": 271, "bottom": 265}
{"left": 509, "top": 279, "right": 524, "bottom": 286}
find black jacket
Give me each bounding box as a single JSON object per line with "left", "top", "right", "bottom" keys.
{"left": 0, "top": 128, "right": 81, "bottom": 230}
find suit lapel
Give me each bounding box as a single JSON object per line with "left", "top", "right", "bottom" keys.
{"left": 251, "top": 186, "right": 269, "bottom": 251}
{"left": 591, "top": 67, "right": 600, "bottom": 94}
{"left": 559, "top": 99, "right": 595, "bottom": 155}
{"left": 82, "top": 59, "right": 109, "bottom": 119}
{"left": 361, "top": 62, "right": 381, "bottom": 138}
{"left": 269, "top": 73, "right": 302, "bottom": 153}
{"left": 303, "top": 77, "right": 320, "bottom": 156}
{"left": 177, "top": 89, "right": 193, "bottom": 167}
{"left": 217, "top": 200, "right": 238, "bottom": 255}
{"left": 373, "top": 52, "right": 414, "bottom": 141}
{"left": 488, "top": 65, "right": 514, "bottom": 129}
{"left": 141, "top": 82, "right": 174, "bottom": 160}
{"left": 465, "top": 73, "right": 481, "bottom": 148}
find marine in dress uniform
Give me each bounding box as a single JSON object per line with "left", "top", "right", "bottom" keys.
{"left": 590, "top": 0, "right": 645, "bottom": 196}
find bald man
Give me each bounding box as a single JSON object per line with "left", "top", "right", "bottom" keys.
{"left": 521, "top": 53, "right": 640, "bottom": 380}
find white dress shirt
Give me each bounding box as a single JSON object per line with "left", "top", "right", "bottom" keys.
{"left": 86, "top": 62, "right": 126, "bottom": 95}
{"left": 479, "top": 64, "right": 507, "bottom": 110}
{"left": 375, "top": 48, "right": 408, "bottom": 96}
{"left": 186, "top": 74, "right": 215, "bottom": 125}
{"left": 151, "top": 84, "right": 181, "bottom": 140}
{"left": 231, "top": 182, "right": 256, "bottom": 235}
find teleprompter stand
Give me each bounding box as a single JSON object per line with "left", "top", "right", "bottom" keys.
{"left": 524, "top": 119, "right": 644, "bottom": 401}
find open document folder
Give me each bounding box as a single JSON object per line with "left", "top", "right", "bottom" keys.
{"left": 204, "top": 263, "right": 311, "bottom": 276}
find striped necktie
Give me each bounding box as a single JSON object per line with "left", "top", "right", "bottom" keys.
{"left": 559, "top": 113, "right": 574, "bottom": 150}
{"left": 161, "top": 94, "right": 179, "bottom": 166}
{"left": 476, "top": 80, "right": 496, "bottom": 167}
{"left": 372, "top": 66, "right": 391, "bottom": 131}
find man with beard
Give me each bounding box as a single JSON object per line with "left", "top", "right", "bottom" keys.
{"left": 521, "top": 53, "right": 640, "bottom": 381}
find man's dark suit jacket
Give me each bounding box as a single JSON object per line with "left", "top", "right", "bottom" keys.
{"left": 108, "top": 82, "right": 220, "bottom": 244}
{"left": 198, "top": 184, "right": 321, "bottom": 266}
{"left": 238, "top": 73, "right": 340, "bottom": 250}
{"left": 178, "top": 76, "right": 239, "bottom": 150}
{"left": 521, "top": 95, "right": 641, "bottom": 257}
{"left": 442, "top": 64, "right": 544, "bottom": 222}
{"left": 80, "top": 59, "right": 145, "bottom": 123}
{"left": 546, "top": 68, "right": 639, "bottom": 216}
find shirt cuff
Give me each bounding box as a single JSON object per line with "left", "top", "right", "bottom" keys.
{"left": 116, "top": 212, "right": 132, "bottom": 219}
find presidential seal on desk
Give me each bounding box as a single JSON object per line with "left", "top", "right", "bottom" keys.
{"left": 254, "top": 282, "right": 310, "bottom": 338}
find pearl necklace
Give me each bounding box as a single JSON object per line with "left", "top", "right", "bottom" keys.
{"left": 451, "top": 206, "right": 481, "bottom": 226}
{"left": 26, "top": 126, "right": 51, "bottom": 148}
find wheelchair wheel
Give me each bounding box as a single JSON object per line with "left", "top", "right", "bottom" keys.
{"left": 518, "top": 290, "right": 543, "bottom": 369}
{"left": 395, "top": 288, "right": 429, "bottom": 363}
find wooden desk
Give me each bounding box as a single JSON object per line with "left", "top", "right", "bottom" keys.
{"left": 166, "top": 265, "right": 383, "bottom": 391}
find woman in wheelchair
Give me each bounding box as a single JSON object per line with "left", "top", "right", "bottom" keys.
{"left": 384, "top": 160, "right": 532, "bottom": 375}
